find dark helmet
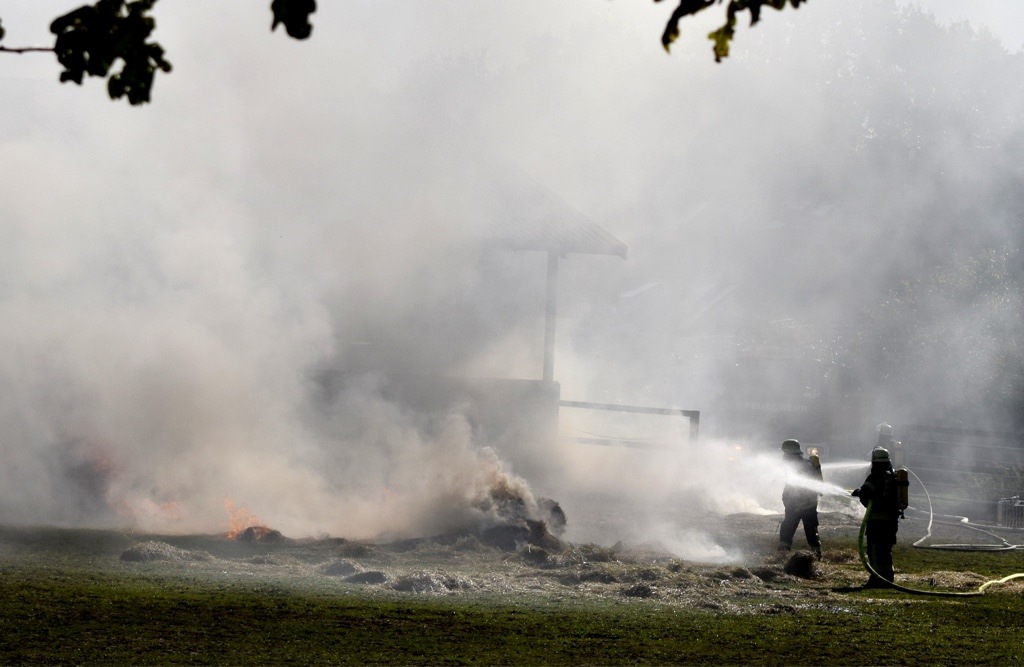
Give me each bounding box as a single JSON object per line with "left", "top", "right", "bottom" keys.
{"left": 781, "top": 439, "right": 802, "bottom": 455}
{"left": 871, "top": 446, "right": 890, "bottom": 462}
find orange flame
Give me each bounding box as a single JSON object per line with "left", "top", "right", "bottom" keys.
{"left": 223, "top": 497, "right": 270, "bottom": 539}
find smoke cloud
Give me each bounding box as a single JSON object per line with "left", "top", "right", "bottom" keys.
{"left": 0, "top": 1, "right": 1021, "bottom": 556}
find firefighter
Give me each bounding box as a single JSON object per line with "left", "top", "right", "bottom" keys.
{"left": 778, "top": 439, "right": 823, "bottom": 558}
{"left": 876, "top": 422, "right": 904, "bottom": 468}
{"left": 852, "top": 446, "right": 902, "bottom": 588}
{"left": 876, "top": 422, "right": 894, "bottom": 448}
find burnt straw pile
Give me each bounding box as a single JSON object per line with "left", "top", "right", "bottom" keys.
{"left": 475, "top": 487, "right": 567, "bottom": 553}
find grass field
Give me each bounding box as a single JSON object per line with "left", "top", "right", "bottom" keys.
{"left": 1, "top": 516, "right": 1023, "bottom": 665}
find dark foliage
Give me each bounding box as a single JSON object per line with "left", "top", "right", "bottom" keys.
{"left": 49, "top": 0, "right": 171, "bottom": 105}
{"left": 271, "top": 0, "right": 317, "bottom": 40}
{"left": 1, "top": 0, "right": 318, "bottom": 105}
{"left": 0, "top": 0, "right": 783, "bottom": 105}
{"left": 658, "top": 0, "right": 810, "bottom": 60}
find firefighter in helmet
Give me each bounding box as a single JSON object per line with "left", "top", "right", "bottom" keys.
{"left": 852, "top": 446, "right": 903, "bottom": 587}
{"left": 778, "top": 439, "right": 823, "bottom": 558}
{"left": 876, "top": 422, "right": 904, "bottom": 468}
{"left": 876, "top": 422, "right": 894, "bottom": 447}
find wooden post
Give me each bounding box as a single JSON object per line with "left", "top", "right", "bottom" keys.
{"left": 543, "top": 251, "right": 559, "bottom": 382}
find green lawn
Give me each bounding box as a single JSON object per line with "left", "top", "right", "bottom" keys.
{"left": 2, "top": 526, "right": 1023, "bottom": 665}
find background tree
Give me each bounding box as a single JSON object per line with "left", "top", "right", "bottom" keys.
{"left": 562, "top": 0, "right": 1024, "bottom": 439}
{"left": 856, "top": 246, "right": 1024, "bottom": 430}
{"left": 1, "top": 0, "right": 802, "bottom": 104}
{"left": 658, "top": 0, "right": 808, "bottom": 59}
{"left": 0, "top": 0, "right": 318, "bottom": 104}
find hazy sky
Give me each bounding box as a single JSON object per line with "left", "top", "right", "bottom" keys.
{"left": 0, "top": 1, "right": 1022, "bottom": 547}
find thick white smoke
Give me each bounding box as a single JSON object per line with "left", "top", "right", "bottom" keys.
{"left": 0, "top": 1, "right": 1021, "bottom": 555}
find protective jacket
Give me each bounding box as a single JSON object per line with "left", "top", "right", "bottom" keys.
{"left": 855, "top": 460, "right": 900, "bottom": 585}
{"left": 856, "top": 462, "right": 901, "bottom": 520}
{"left": 779, "top": 452, "right": 823, "bottom": 554}
{"left": 782, "top": 453, "right": 822, "bottom": 510}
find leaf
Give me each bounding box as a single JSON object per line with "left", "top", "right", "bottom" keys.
{"left": 662, "top": 0, "right": 810, "bottom": 60}
{"left": 662, "top": 0, "right": 716, "bottom": 52}
{"left": 49, "top": 0, "right": 171, "bottom": 105}
{"left": 708, "top": 23, "right": 735, "bottom": 62}
{"left": 270, "top": 0, "right": 317, "bottom": 40}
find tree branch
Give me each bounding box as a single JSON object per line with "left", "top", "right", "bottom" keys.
{"left": 0, "top": 46, "right": 55, "bottom": 54}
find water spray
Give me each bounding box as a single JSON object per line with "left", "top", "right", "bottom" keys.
{"left": 821, "top": 461, "right": 871, "bottom": 473}
{"left": 782, "top": 475, "right": 852, "bottom": 499}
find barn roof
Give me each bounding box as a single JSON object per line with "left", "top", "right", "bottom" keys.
{"left": 478, "top": 164, "right": 627, "bottom": 259}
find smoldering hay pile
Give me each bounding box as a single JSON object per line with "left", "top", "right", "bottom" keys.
{"left": 3, "top": 345, "right": 572, "bottom": 551}
{"left": 467, "top": 458, "right": 567, "bottom": 552}
{"left": 222, "top": 443, "right": 569, "bottom": 553}
{"left": 41, "top": 392, "right": 862, "bottom": 565}
{"left": 278, "top": 399, "right": 571, "bottom": 550}
{"left": 23, "top": 369, "right": 865, "bottom": 566}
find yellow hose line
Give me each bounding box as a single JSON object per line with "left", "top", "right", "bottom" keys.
{"left": 856, "top": 500, "right": 1024, "bottom": 597}
{"left": 978, "top": 573, "right": 1024, "bottom": 593}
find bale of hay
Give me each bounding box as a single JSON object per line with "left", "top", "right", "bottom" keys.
{"left": 538, "top": 498, "right": 567, "bottom": 536}
{"left": 782, "top": 552, "right": 819, "bottom": 579}
{"left": 322, "top": 560, "right": 358, "bottom": 576}
{"left": 520, "top": 546, "right": 550, "bottom": 565}
{"left": 526, "top": 519, "right": 567, "bottom": 552}
{"left": 120, "top": 541, "right": 213, "bottom": 563}
{"left": 236, "top": 527, "right": 285, "bottom": 543}
{"left": 391, "top": 571, "right": 473, "bottom": 593}
{"left": 344, "top": 570, "right": 387, "bottom": 584}
{"left": 480, "top": 524, "right": 527, "bottom": 551}
{"left": 480, "top": 519, "right": 566, "bottom": 553}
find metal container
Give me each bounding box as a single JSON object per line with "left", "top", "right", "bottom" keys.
{"left": 996, "top": 496, "right": 1024, "bottom": 528}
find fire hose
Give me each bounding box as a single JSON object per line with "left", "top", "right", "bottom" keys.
{"left": 857, "top": 485, "right": 1024, "bottom": 597}
{"left": 905, "top": 468, "right": 1024, "bottom": 552}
